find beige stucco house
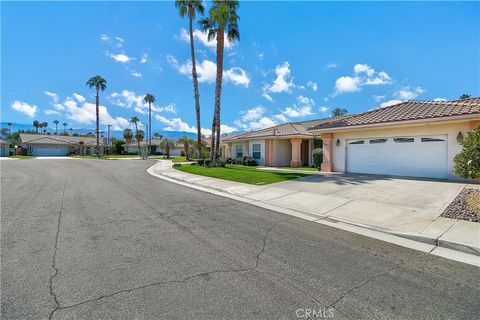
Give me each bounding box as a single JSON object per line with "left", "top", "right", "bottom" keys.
{"left": 19, "top": 134, "right": 105, "bottom": 156}
{"left": 223, "top": 98, "right": 480, "bottom": 180}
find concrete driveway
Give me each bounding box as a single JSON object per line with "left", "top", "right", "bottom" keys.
{"left": 240, "top": 173, "right": 467, "bottom": 235}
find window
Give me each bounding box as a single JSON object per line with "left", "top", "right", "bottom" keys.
{"left": 369, "top": 138, "right": 387, "bottom": 144}
{"left": 252, "top": 144, "right": 261, "bottom": 159}
{"left": 235, "top": 145, "right": 243, "bottom": 158}
{"left": 393, "top": 137, "right": 414, "bottom": 143}
{"left": 349, "top": 140, "right": 364, "bottom": 145}
{"left": 421, "top": 137, "right": 445, "bottom": 142}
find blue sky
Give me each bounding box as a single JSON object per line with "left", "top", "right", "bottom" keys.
{"left": 2, "top": 1, "right": 479, "bottom": 134}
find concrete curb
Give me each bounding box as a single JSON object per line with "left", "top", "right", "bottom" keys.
{"left": 147, "top": 162, "right": 480, "bottom": 267}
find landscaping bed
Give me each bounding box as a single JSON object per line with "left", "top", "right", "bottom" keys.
{"left": 441, "top": 188, "right": 480, "bottom": 223}
{"left": 174, "top": 163, "right": 308, "bottom": 185}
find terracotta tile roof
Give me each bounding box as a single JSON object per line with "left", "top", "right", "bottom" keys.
{"left": 223, "top": 122, "right": 313, "bottom": 142}
{"left": 310, "top": 98, "right": 480, "bottom": 131}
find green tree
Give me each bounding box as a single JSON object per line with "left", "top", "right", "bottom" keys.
{"left": 41, "top": 122, "right": 48, "bottom": 134}
{"left": 53, "top": 120, "right": 59, "bottom": 134}
{"left": 33, "top": 120, "right": 39, "bottom": 133}
{"left": 143, "top": 93, "right": 156, "bottom": 156}
{"left": 178, "top": 135, "right": 194, "bottom": 160}
{"left": 454, "top": 125, "right": 480, "bottom": 180}
{"left": 160, "top": 138, "right": 176, "bottom": 158}
{"left": 123, "top": 128, "right": 133, "bottom": 143}
{"left": 331, "top": 108, "right": 348, "bottom": 117}
{"left": 130, "top": 116, "right": 142, "bottom": 157}
{"left": 86, "top": 75, "right": 107, "bottom": 157}
{"left": 199, "top": 0, "right": 240, "bottom": 159}
{"left": 176, "top": 0, "right": 205, "bottom": 160}
{"left": 459, "top": 94, "right": 472, "bottom": 100}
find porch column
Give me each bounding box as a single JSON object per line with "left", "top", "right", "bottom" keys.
{"left": 290, "top": 138, "right": 302, "bottom": 167}
{"left": 469, "top": 120, "right": 480, "bottom": 131}
{"left": 226, "top": 143, "right": 232, "bottom": 158}
{"left": 245, "top": 141, "right": 250, "bottom": 157}
{"left": 321, "top": 133, "right": 334, "bottom": 172}
{"left": 265, "top": 139, "right": 273, "bottom": 166}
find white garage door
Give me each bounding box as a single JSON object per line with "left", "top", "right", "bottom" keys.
{"left": 31, "top": 146, "right": 68, "bottom": 156}
{"left": 346, "top": 135, "right": 448, "bottom": 179}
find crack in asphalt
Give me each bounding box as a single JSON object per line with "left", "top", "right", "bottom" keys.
{"left": 48, "top": 170, "right": 69, "bottom": 320}
{"left": 48, "top": 216, "right": 290, "bottom": 319}
{"left": 326, "top": 265, "right": 398, "bottom": 311}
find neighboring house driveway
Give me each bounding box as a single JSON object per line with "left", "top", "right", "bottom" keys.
{"left": 238, "top": 173, "right": 466, "bottom": 234}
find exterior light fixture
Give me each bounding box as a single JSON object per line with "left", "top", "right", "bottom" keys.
{"left": 457, "top": 131, "right": 464, "bottom": 143}
{"left": 336, "top": 139, "right": 340, "bottom": 146}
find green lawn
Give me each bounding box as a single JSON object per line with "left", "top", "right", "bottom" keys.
{"left": 9, "top": 155, "right": 35, "bottom": 159}
{"left": 170, "top": 156, "right": 187, "bottom": 163}
{"left": 277, "top": 166, "right": 319, "bottom": 171}
{"left": 175, "top": 164, "right": 308, "bottom": 185}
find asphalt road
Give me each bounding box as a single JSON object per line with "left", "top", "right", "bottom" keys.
{"left": 1, "top": 159, "right": 479, "bottom": 320}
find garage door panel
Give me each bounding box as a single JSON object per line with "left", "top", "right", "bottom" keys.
{"left": 346, "top": 135, "right": 448, "bottom": 179}
{"left": 31, "top": 146, "right": 68, "bottom": 156}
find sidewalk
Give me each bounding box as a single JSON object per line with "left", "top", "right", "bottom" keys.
{"left": 148, "top": 161, "right": 480, "bottom": 266}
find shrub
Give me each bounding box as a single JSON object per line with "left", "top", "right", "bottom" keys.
{"left": 454, "top": 125, "right": 480, "bottom": 180}
{"left": 312, "top": 148, "right": 323, "bottom": 169}
{"left": 197, "top": 159, "right": 204, "bottom": 166}
{"left": 204, "top": 158, "right": 212, "bottom": 167}
{"left": 244, "top": 158, "right": 257, "bottom": 166}
{"left": 226, "top": 157, "right": 233, "bottom": 164}
{"left": 213, "top": 159, "right": 226, "bottom": 167}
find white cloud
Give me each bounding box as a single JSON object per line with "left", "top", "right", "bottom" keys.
{"left": 168, "top": 55, "right": 249, "bottom": 87}
{"left": 373, "top": 95, "right": 386, "bottom": 102}
{"left": 115, "top": 37, "right": 124, "bottom": 47}
{"left": 380, "top": 99, "right": 403, "bottom": 108}
{"left": 319, "top": 106, "right": 328, "bottom": 113}
{"left": 45, "top": 109, "right": 61, "bottom": 116}
{"left": 45, "top": 91, "right": 60, "bottom": 103}
{"left": 307, "top": 81, "right": 318, "bottom": 91}
{"left": 140, "top": 53, "right": 148, "bottom": 64}
{"left": 224, "top": 67, "right": 250, "bottom": 87}
{"left": 261, "top": 92, "right": 273, "bottom": 102}
{"left": 11, "top": 101, "right": 38, "bottom": 118}
{"left": 72, "top": 93, "right": 86, "bottom": 103}
{"left": 257, "top": 53, "right": 264, "bottom": 60}
{"left": 110, "top": 90, "right": 164, "bottom": 114}
{"left": 433, "top": 97, "right": 447, "bottom": 102}
{"left": 325, "top": 63, "right": 337, "bottom": 69}
{"left": 109, "top": 53, "right": 134, "bottom": 63}
{"left": 155, "top": 115, "right": 197, "bottom": 133}
{"left": 334, "top": 76, "right": 361, "bottom": 94}
{"left": 234, "top": 106, "right": 277, "bottom": 131}
{"left": 131, "top": 71, "right": 142, "bottom": 78}
{"left": 278, "top": 95, "right": 315, "bottom": 119}
{"left": 179, "top": 28, "right": 233, "bottom": 51}
{"left": 100, "top": 34, "right": 110, "bottom": 42}
{"left": 157, "top": 103, "right": 177, "bottom": 114}
{"left": 334, "top": 64, "right": 393, "bottom": 96}
{"left": 268, "top": 62, "right": 295, "bottom": 93}
{"left": 354, "top": 63, "right": 375, "bottom": 76}
{"left": 395, "top": 86, "right": 425, "bottom": 100}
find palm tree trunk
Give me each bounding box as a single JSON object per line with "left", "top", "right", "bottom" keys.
{"left": 96, "top": 87, "right": 100, "bottom": 157}
{"left": 189, "top": 13, "right": 202, "bottom": 160}
{"left": 148, "top": 101, "right": 151, "bottom": 158}
{"left": 214, "top": 30, "right": 225, "bottom": 159}
{"left": 135, "top": 123, "right": 141, "bottom": 157}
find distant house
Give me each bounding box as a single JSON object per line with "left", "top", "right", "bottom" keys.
{"left": 0, "top": 140, "right": 10, "bottom": 157}
{"left": 223, "top": 98, "right": 480, "bottom": 180}
{"left": 19, "top": 134, "right": 105, "bottom": 156}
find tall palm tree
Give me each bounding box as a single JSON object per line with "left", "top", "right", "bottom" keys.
{"left": 53, "top": 120, "right": 59, "bottom": 135}
{"left": 33, "top": 120, "right": 39, "bottom": 133}
{"left": 143, "top": 93, "right": 156, "bottom": 155}
{"left": 459, "top": 94, "right": 472, "bottom": 100}
{"left": 176, "top": 0, "right": 205, "bottom": 160}
{"left": 130, "top": 116, "right": 142, "bottom": 157}
{"left": 7, "top": 122, "right": 12, "bottom": 133}
{"left": 42, "top": 122, "right": 48, "bottom": 134}
{"left": 331, "top": 108, "right": 348, "bottom": 117}
{"left": 178, "top": 135, "right": 193, "bottom": 160}
{"left": 62, "top": 122, "right": 68, "bottom": 135}
{"left": 123, "top": 128, "right": 133, "bottom": 143}
{"left": 69, "top": 128, "right": 74, "bottom": 136}
{"left": 153, "top": 132, "right": 163, "bottom": 140}
{"left": 199, "top": 0, "right": 240, "bottom": 159}
{"left": 86, "top": 75, "right": 107, "bottom": 157}
{"left": 160, "top": 138, "right": 176, "bottom": 158}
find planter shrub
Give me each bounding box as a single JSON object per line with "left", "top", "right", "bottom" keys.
{"left": 312, "top": 148, "right": 323, "bottom": 169}
{"left": 454, "top": 125, "right": 480, "bottom": 180}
